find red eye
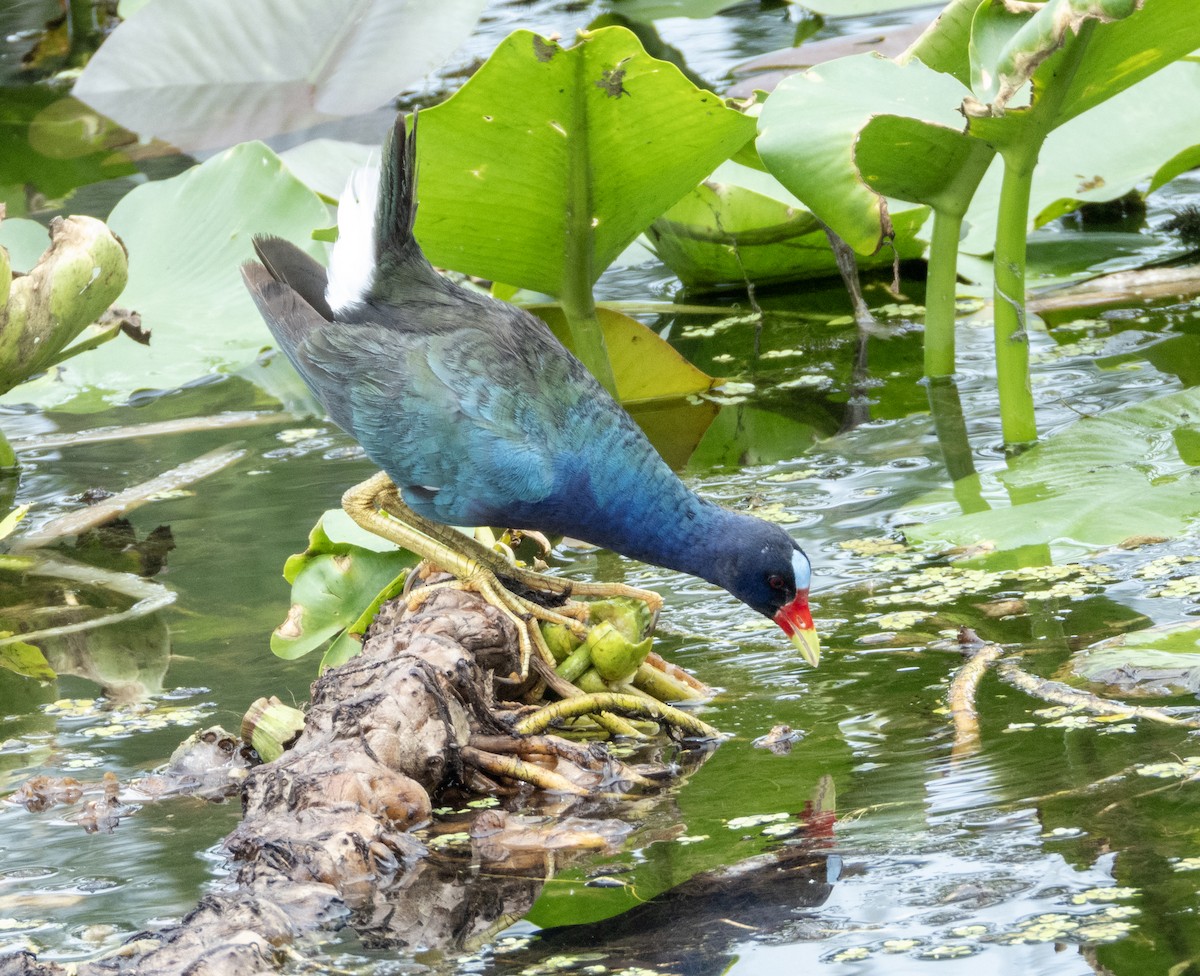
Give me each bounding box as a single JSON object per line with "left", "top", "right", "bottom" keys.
{"left": 768, "top": 574, "right": 786, "bottom": 590}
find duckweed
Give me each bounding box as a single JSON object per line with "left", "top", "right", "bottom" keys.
{"left": 828, "top": 946, "right": 871, "bottom": 962}
{"left": 1135, "top": 758, "right": 1200, "bottom": 778}
{"left": 427, "top": 832, "right": 471, "bottom": 848}
{"left": 838, "top": 537, "right": 907, "bottom": 556}
{"left": 874, "top": 610, "right": 932, "bottom": 631}
{"left": 1136, "top": 555, "right": 1199, "bottom": 579}
{"left": 917, "top": 944, "right": 976, "bottom": 959}
{"left": 1070, "top": 886, "right": 1138, "bottom": 904}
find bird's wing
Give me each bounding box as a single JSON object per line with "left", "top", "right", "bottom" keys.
{"left": 298, "top": 316, "right": 568, "bottom": 526}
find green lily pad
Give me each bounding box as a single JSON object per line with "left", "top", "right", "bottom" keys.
{"left": 1072, "top": 622, "right": 1200, "bottom": 697}
{"left": 902, "top": 385, "right": 1200, "bottom": 555}
{"left": 959, "top": 59, "right": 1200, "bottom": 253}
{"left": 959, "top": 0, "right": 1200, "bottom": 250}
{"left": 761, "top": 2, "right": 1200, "bottom": 260}
{"left": 758, "top": 53, "right": 972, "bottom": 254}
{"left": 415, "top": 27, "right": 755, "bottom": 296}
{"left": 646, "top": 159, "right": 930, "bottom": 290}
{"left": 320, "top": 570, "right": 411, "bottom": 672}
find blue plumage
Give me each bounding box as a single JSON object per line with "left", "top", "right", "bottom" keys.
{"left": 242, "top": 113, "right": 818, "bottom": 662}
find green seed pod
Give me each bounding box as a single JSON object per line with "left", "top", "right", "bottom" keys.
{"left": 588, "top": 597, "right": 651, "bottom": 642}
{"left": 588, "top": 620, "right": 652, "bottom": 683}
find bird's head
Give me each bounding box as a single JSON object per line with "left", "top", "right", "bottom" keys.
{"left": 718, "top": 522, "right": 819, "bottom": 668}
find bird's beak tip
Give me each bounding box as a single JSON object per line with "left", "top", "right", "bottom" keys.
{"left": 789, "top": 625, "right": 821, "bottom": 669}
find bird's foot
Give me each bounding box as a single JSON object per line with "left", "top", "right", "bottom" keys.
{"left": 402, "top": 559, "right": 592, "bottom": 687}
{"left": 343, "top": 473, "right": 667, "bottom": 689}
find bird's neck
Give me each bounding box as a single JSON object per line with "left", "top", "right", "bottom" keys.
{"left": 596, "top": 483, "right": 752, "bottom": 594}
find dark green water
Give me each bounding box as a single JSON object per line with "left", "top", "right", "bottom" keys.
{"left": 3, "top": 2, "right": 1200, "bottom": 974}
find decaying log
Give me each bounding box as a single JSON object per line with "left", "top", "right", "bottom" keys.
{"left": 1, "top": 586, "right": 711, "bottom": 976}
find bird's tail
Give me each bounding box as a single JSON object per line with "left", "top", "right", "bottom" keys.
{"left": 326, "top": 112, "right": 428, "bottom": 315}
{"left": 376, "top": 112, "right": 420, "bottom": 267}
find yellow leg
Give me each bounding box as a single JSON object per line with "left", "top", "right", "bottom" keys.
{"left": 341, "top": 473, "right": 664, "bottom": 683}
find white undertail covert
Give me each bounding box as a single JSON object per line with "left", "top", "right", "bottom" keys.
{"left": 326, "top": 162, "right": 380, "bottom": 315}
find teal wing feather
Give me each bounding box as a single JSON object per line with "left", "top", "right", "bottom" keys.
{"left": 295, "top": 307, "right": 573, "bottom": 526}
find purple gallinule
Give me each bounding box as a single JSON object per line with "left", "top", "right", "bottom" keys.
{"left": 242, "top": 113, "right": 818, "bottom": 681}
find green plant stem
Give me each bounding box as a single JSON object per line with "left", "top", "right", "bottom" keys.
{"left": 0, "top": 430, "right": 15, "bottom": 470}
{"left": 923, "top": 209, "right": 965, "bottom": 378}
{"left": 985, "top": 19, "right": 1100, "bottom": 447}
{"left": 561, "top": 64, "right": 617, "bottom": 396}
{"left": 992, "top": 149, "right": 1038, "bottom": 446}
{"left": 560, "top": 275, "right": 617, "bottom": 396}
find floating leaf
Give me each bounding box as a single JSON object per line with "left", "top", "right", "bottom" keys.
{"left": 903, "top": 385, "right": 1200, "bottom": 554}
{"left": 647, "top": 159, "right": 929, "bottom": 289}
{"left": 320, "top": 571, "right": 411, "bottom": 672}
{"left": 273, "top": 509, "right": 416, "bottom": 661}
{"left": 1072, "top": 622, "right": 1200, "bottom": 698}
{"left": 73, "top": 0, "right": 490, "bottom": 150}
